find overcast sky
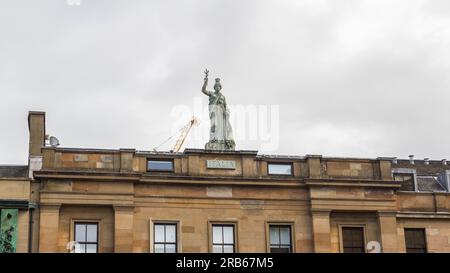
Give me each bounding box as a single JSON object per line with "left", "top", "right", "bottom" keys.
{"left": 1, "top": 0, "right": 450, "bottom": 164}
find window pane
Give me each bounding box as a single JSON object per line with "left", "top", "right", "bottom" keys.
{"left": 148, "top": 160, "right": 173, "bottom": 171}
{"left": 154, "top": 224, "right": 165, "bottom": 243}
{"left": 86, "top": 224, "right": 97, "bottom": 242}
{"left": 405, "top": 229, "right": 426, "bottom": 253}
{"left": 165, "top": 225, "right": 176, "bottom": 243}
{"left": 154, "top": 243, "right": 165, "bottom": 253}
{"left": 269, "top": 226, "right": 279, "bottom": 245}
{"left": 74, "top": 243, "right": 86, "bottom": 253}
{"left": 394, "top": 174, "right": 404, "bottom": 181}
{"left": 212, "top": 245, "right": 223, "bottom": 253}
{"left": 223, "top": 245, "right": 234, "bottom": 253}
{"left": 86, "top": 244, "right": 97, "bottom": 253}
{"left": 268, "top": 164, "right": 292, "bottom": 175}
{"left": 165, "top": 244, "right": 176, "bottom": 253}
{"left": 394, "top": 173, "right": 415, "bottom": 191}
{"left": 403, "top": 175, "right": 413, "bottom": 181}
{"left": 212, "top": 226, "right": 222, "bottom": 244}
{"left": 75, "top": 224, "right": 86, "bottom": 242}
{"left": 223, "top": 226, "right": 234, "bottom": 244}
{"left": 342, "top": 227, "right": 364, "bottom": 253}
{"left": 280, "top": 227, "right": 291, "bottom": 245}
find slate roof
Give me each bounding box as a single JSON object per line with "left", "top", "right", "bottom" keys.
{"left": 416, "top": 176, "right": 446, "bottom": 192}
{"left": 393, "top": 160, "right": 450, "bottom": 175}
{"left": 0, "top": 165, "right": 28, "bottom": 178}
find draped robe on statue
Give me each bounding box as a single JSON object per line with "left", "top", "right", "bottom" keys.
{"left": 204, "top": 90, "right": 235, "bottom": 150}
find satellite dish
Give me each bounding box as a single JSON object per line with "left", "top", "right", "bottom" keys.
{"left": 49, "top": 136, "right": 60, "bottom": 147}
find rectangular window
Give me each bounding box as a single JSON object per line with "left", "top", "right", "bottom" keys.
{"left": 268, "top": 163, "right": 293, "bottom": 176}
{"left": 394, "top": 173, "right": 415, "bottom": 191}
{"left": 74, "top": 222, "right": 98, "bottom": 253}
{"left": 342, "top": 227, "right": 365, "bottom": 253}
{"left": 212, "top": 225, "right": 235, "bottom": 253}
{"left": 154, "top": 223, "right": 177, "bottom": 253}
{"left": 147, "top": 159, "right": 174, "bottom": 172}
{"left": 405, "top": 228, "right": 427, "bottom": 253}
{"left": 269, "top": 225, "right": 292, "bottom": 253}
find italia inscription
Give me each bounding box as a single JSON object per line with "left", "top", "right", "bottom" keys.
{"left": 206, "top": 160, "right": 236, "bottom": 170}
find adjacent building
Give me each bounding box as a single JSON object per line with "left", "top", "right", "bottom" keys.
{"left": 0, "top": 111, "right": 449, "bottom": 253}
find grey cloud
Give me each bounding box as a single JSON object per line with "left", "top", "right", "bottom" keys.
{"left": 1, "top": 0, "right": 450, "bottom": 164}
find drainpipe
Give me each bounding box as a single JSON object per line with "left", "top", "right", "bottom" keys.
{"left": 28, "top": 207, "right": 34, "bottom": 253}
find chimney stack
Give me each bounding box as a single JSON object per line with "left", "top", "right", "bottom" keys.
{"left": 409, "top": 155, "right": 415, "bottom": 164}
{"left": 443, "top": 159, "right": 447, "bottom": 166}
{"left": 28, "top": 111, "right": 46, "bottom": 156}
{"left": 424, "top": 158, "right": 430, "bottom": 165}
{"left": 392, "top": 157, "right": 398, "bottom": 164}
{"left": 28, "top": 111, "right": 46, "bottom": 179}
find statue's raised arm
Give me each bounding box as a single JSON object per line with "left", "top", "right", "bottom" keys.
{"left": 201, "top": 69, "right": 211, "bottom": 96}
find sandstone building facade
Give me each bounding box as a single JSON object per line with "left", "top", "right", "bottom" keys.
{"left": 0, "top": 111, "right": 449, "bottom": 253}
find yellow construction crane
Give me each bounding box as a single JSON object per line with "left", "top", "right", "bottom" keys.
{"left": 153, "top": 117, "right": 199, "bottom": 152}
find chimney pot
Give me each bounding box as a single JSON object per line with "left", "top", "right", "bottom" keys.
{"left": 409, "top": 155, "right": 415, "bottom": 164}
{"left": 443, "top": 159, "right": 447, "bottom": 165}
{"left": 392, "top": 157, "right": 398, "bottom": 164}
{"left": 424, "top": 158, "right": 430, "bottom": 165}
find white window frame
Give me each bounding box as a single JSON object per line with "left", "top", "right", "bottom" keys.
{"left": 71, "top": 220, "right": 100, "bottom": 253}
{"left": 149, "top": 219, "right": 181, "bottom": 253}
{"left": 266, "top": 223, "right": 294, "bottom": 253}
{"left": 208, "top": 220, "right": 238, "bottom": 253}
{"left": 267, "top": 162, "right": 293, "bottom": 176}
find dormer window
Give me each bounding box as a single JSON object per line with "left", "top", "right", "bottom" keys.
{"left": 392, "top": 168, "right": 417, "bottom": 192}
{"left": 393, "top": 173, "right": 415, "bottom": 191}
{"left": 268, "top": 162, "right": 293, "bottom": 176}
{"left": 147, "top": 159, "right": 174, "bottom": 172}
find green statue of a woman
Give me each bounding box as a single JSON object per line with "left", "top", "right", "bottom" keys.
{"left": 201, "top": 69, "right": 235, "bottom": 150}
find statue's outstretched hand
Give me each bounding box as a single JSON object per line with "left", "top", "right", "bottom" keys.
{"left": 204, "top": 69, "right": 209, "bottom": 82}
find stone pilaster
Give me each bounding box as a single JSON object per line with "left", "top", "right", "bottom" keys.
{"left": 377, "top": 211, "right": 399, "bottom": 253}
{"left": 38, "top": 204, "right": 60, "bottom": 253}
{"left": 311, "top": 209, "right": 331, "bottom": 253}
{"left": 113, "top": 205, "right": 134, "bottom": 253}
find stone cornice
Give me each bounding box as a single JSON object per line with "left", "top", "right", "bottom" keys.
{"left": 139, "top": 177, "right": 303, "bottom": 187}
{"left": 41, "top": 147, "right": 120, "bottom": 154}
{"left": 397, "top": 191, "right": 450, "bottom": 196}
{"left": 0, "top": 200, "right": 31, "bottom": 209}
{"left": 311, "top": 209, "right": 332, "bottom": 216}
{"left": 34, "top": 169, "right": 141, "bottom": 181}
{"left": 0, "top": 177, "right": 30, "bottom": 181}
{"left": 34, "top": 169, "right": 305, "bottom": 187}
{"left": 35, "top": 170, "right": 406, "bottom": 189}
{"left": 305, "top": 178, "right": 401, "bottom": 189}
{"left": 396, "top": 211, "right": 450, "bottom": 219}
